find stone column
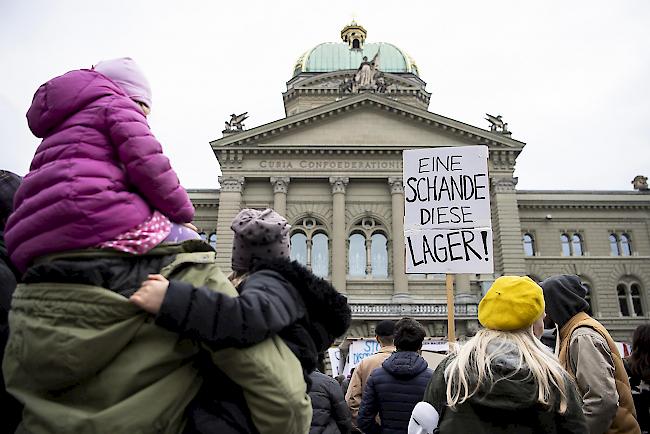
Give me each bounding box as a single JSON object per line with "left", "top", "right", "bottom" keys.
{"left": 388, "top": 177, "right": 409, "bottom": 302}
{"left": 270, "top": 176, "right": 290, "bottom": 216}
{"left": 490, "top": 176, "right": 526, "bottom": 275}
{"left": 215, "top": 175, "right": 245, "bottom": 272}
{"left": 330, "top": 177, "right": 349, "bottom": 293}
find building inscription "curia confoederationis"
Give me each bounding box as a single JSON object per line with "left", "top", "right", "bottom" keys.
{"left": 258, "top": 160, "right": 403, "bottom": 170}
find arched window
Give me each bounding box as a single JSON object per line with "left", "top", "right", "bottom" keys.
{"left": 560, "top": 234, "right": 571, "bottom": 256}
{"left": 371, "top": 233, "right": 388, "bottom": 277}
{"left": 618, "top": 284, "right": 630, "bottom": 316}
{"left": 290, "top": 232, "right": 308, "bottom": 265}
{"left": 348, "top": 233, "right": 366, "bottom": 277}
{"left": 561, "top": 233, "right": 583, "bottom": 256}
{"left": 571, "top": 234, "right": 583, "bottom": 256}
{"left": 290, "top": 217, "right": 330, "bottom": 277}
{"left": 620, "top": 234, "right": 632, "bottom": 256}
{"left": 522, "top": 233, "right": 535, "bottom": 256}
{"left": 311, "top": 233, "right": 329, "bottom": 278}
{"left": 631, "top": 283, "right": 644, "bottom": 316}
{"left": 348, "top": 217, "right": 390, "bottom": 279}
{"left": 609, "top": 234, "right": 620, "bottom": 256}
{"left": 352, "top": 39, "right": 360, "bottom": 49}
{"left": 618, "top": 279, "right": 646, "bottom": 317}
{"left": 208, "top": 232, "right": 217, "bottom": 249}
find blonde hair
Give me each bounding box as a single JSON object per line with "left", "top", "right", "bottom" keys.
{"left": 445, "top": 328, "right": 571, "bottom": 413}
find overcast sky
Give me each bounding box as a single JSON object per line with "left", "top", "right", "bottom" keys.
{"left": 1, "top": 0, "right": 648, "bottom": 191}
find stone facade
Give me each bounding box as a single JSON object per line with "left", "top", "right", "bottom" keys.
{"left": 190, "top": 26, "right": 650, "bottom": 343}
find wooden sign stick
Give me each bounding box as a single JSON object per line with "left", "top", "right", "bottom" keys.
{"left": 446, "top": 274, "right": 456, "bottom": 343}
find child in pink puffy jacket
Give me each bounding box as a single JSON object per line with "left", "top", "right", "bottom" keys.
{"left": 5, "top": 58, "right": 199, "bottom": 272}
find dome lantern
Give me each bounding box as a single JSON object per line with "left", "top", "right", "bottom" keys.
{"left": 340, "top": 21, "right": 367, "bottom": 50}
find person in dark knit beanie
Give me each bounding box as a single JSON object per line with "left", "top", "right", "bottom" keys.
{"left": 542, "top": 274, "right": 641, "bottom": 434}
{"left": 130, "top": 208, "right": 351, "bottom": 433}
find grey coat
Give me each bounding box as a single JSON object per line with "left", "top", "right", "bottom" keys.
{"left": 309, "top": 370, "right": 352, "bottom": 434}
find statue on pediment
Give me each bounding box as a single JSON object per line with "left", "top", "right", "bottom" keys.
{"left": 485, "top": 113, "right": 510, "bottom": 134}
{"left": 223, "top": 112, "right": 248, "bottom": 134}
{"left": 339, "top": 51, "right": 393, "bottom": 95}
{"left": 632, "top": 175, "right": 648, "bottom": 191}
{"left": 355, "top": 52, "right": 379, "bottom": 88}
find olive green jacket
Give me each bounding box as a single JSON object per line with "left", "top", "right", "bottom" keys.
{"left": 3, "top": 244, "right": 311, "bottom": 434}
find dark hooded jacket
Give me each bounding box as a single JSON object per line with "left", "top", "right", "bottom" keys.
{"left": 308, "top": 370, "right": 352, "bottom": 434}
{"left": 423, "top": 349, "right": 588, "bottom": 434}
{"left": 357, "top": 351, "right": 433, "bottom": 434}
{"left": 156, "top": 256, "right": 352, "bottom": 433}
{"left": 157, "top": 257, "right": 351, "bottom": 382}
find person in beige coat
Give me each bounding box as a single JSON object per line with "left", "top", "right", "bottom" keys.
{"left": 541, "top": 274, "right": 641, "bottom": 434}
{"left": 345, "top": 320, "right": 396, "bottom": 430}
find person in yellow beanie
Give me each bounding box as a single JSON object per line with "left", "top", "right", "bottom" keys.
{"left": 420, "top": 276, "right": 587, "bottom": 433}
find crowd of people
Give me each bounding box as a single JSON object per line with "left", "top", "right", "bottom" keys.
{"left": 0, "top": 58, "right": 648, "bottom": 433}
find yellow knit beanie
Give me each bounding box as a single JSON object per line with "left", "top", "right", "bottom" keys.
{"left": 478, "top": 276, "right": 545, "bottom": 331}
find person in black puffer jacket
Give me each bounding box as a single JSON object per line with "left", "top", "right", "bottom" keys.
{"left": 309, "top": 368, "right": 352, "bottom": 434}
{"left": 358, "top": 318, "right": 433, "bottom": 434}
{"left": 131, "top": 208, "right": 352, "bottom": 433}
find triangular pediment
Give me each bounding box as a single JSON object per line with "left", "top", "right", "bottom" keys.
{"left": 210, "top": 93, "right": 525, "bottom": 151}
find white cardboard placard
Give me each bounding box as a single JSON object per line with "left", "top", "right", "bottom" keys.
{"left": 403, "top": 145, "right": 493, "bottom": 274}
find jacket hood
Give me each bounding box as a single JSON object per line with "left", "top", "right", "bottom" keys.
{"left": 251, "top": 257, "right": 352, "bottom": 350}
{"left": 540, "top": 274, "right": 590, "bottom": 328}
{"left": 382, "top": 351, "right": 429, "bottom": 379}
{"left": 464, "top": 340, "right": 539, "bottom": 410}
{"left": 26, "top": 69, "right": 126, "bottom": 138}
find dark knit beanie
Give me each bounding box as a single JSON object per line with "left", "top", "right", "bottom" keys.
{"left": 231, "top": 208, "right": 290, "bottom": 272}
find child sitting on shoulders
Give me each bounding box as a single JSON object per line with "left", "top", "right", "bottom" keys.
{"left": 5, "top": 57, "right": 197, "bottom": 273}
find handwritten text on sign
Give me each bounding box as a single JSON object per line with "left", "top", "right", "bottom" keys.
{"left": 403, "top": 146, "right": 494, "bottom": 274}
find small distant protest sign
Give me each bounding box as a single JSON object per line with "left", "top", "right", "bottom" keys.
{"left": 403, "top": 145, "right": 494, "bottom": 274}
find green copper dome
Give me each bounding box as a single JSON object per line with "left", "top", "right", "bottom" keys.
{"left": 293, "top": 42, "right": 419, "bottom": 77}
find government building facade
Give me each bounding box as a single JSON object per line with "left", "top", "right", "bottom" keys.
{"left": 189, "top": 23, "right": 650, "bottom": 342}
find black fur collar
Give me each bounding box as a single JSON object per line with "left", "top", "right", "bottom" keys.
{"left": 250, "top": 257, "right": 351, "bottom": 339}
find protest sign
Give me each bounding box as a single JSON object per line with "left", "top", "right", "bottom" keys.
{"left": 403, "top": 145, "right": 493, "bottom": 274}
{"left": 327, "top": 347, "right": 343, "bottom": 377}
{"left": 341, "top": 338, "right": 449, "bottom": 375}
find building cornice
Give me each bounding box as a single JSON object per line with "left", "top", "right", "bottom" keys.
{"left": 188, "top": 189, "right": 220, "bottom": 208}
{"left": 525, "top": 256, "right": 650, "bottom": 261}
{"left": 517, "top": 190, "right": 650, "bottom": 209}
{"left": 518, "top": 202, "right": 649, "bottom": 210}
